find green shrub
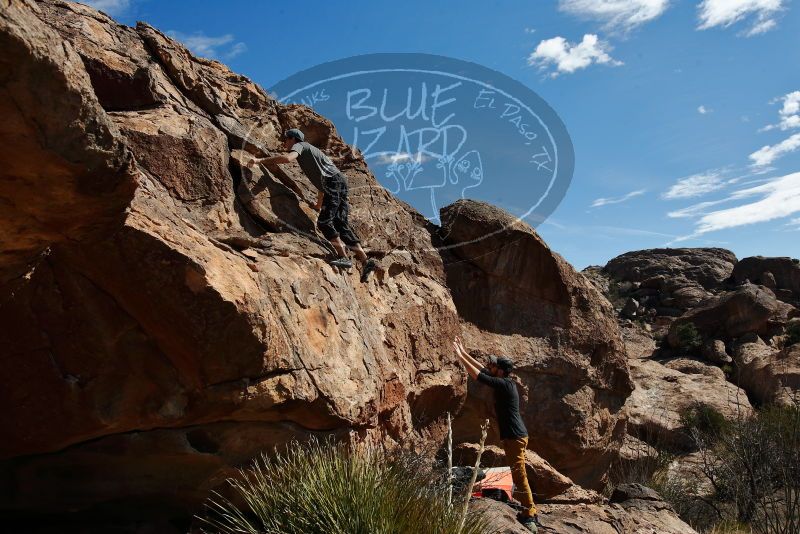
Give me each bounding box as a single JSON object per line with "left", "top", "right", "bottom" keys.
{"left": 786, "top": 323, "right": 800, "bottom": 347}
{"left": 196, "top": 438, "right": 491, "bottom": 534}
{"left": 681, "top": 403, "right": 730, "bottom": 437}
{"left": 719, "top": 363, "right": 736, "bottom": 382}
{"left": 675, "top": 322, "right": 703, "bottom": 352}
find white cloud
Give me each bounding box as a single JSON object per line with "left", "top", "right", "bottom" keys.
{"left": 558, "top": 0, "right": 670, "bottom": 31}
{"left": 762, "top": 91, "right": 800, "bottom": 132}
{"left": 524, "top": 27, "right": 537, "bottom": 34}
{"left": 745, "top": 17, "right": 777, "bottom": 35}
{"left": 373, "top": 152, "right": 432, "bottom": 166}
{"left": 78, "top": 0, "right": 131, "bottom": 16}
{"left": 672, "top": 172, "right": 800, "bottom": 239}
{"left": 663, "top": 170, "right": 728, "bottom": 199}
{"left": 167, "top": 31, "right": 247, "bottom": 60}
{"left": 590, "top": 189, "right": 645, "bottom": 207}
{"left": 226, "top": 42, "right": 248, "bottom": 59}
{"left": 698, "top": 105, "right": 712, "bottom": 114}
{"left": 667, "top": 199, "right": 728, "bottom": 218}
{"left": 697, "top": 0, "right": 785, "bottom": 36}
{"left": 528, "top": 34, "right": 622, "bottom": 77}
{"left": 749, "top": 133, "right": 800, "bottom": 167}
{"left": 777, "top": 91, "right": 800, "bottom": 129}
{"left": 594, "top": 225, "right": 677, "bottom": 238}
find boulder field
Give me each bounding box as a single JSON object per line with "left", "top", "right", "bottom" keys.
{"left": 586, "top": 248, "right": 799, "bottom": 481}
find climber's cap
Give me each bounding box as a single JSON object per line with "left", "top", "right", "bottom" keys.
{"left": 284, "top": 128, "right": 304, "bottom": 142}
{"left": 489, "top": 355, "right": 514, "bottom": 374}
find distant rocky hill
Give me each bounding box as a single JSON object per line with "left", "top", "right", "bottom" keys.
{"left": 4, "top": 2, "right": 794, "bottom": 533}
{"left": 583, "top": 248, "right": 799, "bottom": 506}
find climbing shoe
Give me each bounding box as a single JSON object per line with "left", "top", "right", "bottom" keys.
{"left": 518, "top": 514, "right": 542, "bottom": 533}
{"left": 329, "top": 257, "right": 353, "bottom": 269}
{"left": 360, "top": 259, "right": 377, "bottom": 283}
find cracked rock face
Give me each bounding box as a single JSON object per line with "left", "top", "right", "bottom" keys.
{"left": 1, "top": 0, "right": 632, "bottom": 520}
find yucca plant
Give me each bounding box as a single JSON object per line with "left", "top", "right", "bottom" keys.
{"left": 196, "top": 438, "right": 492, "bottom": 534}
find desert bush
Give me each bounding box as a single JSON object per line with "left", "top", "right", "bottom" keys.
{"left": 682, "top": 403, "right": 800, "bottom": 534}
{"left": 681, "top": 403, "right": 730, "bottom": 437}
{"left": 620, "top": 403, "right": 799, "bottom": 533}
{"left": 705, "top": 520, "right": 752, "bottom": 534}
{"left": 606, "top": 425, "right": 674, "bottom": 492}
{"left": 650, "top": 468, "right": 723, "bottom": 531}
{"left": 196, "top": 438, "right": 491, "bottom": 534}
{"left": 675, "top": 322, "right": 703, "bottom": 352}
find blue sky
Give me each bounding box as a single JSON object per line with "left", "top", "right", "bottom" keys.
{"left": 84, "top": 0, "right": 799, "bottom": 269}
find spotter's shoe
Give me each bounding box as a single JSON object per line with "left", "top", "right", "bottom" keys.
{"left": 360, "top": 259, "right": 377, "bottom": 283}
{"left": 518, "top": 514, "right": 542, "bottom": 533}
{"left": 329, "top": 257, "right": 353, "bottom": 269}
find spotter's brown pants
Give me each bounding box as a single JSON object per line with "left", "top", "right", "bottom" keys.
{"left": 502, "top": 436, "right": 536, "bottom": 516}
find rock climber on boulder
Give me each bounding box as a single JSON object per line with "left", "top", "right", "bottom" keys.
{"left": 453, "top": 337, "right": 542, "bottom": 533}
{"left": 250, "top": 128, "right": 377, "bottom": 282}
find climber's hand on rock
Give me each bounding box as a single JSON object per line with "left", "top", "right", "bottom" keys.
{"left": 454, "top": 336, "right": 467, "bottom": 356}
{"left": 250, "top": 157, "right": 272, "bottom": 167}
{"left": 453, "top": 340, "right": 464, "bottom": 362}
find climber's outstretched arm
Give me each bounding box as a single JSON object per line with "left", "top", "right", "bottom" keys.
{"left": 257, "top": 151, "right": 299, "bottom": 166}
{"left": 453, "top": 339, "right": 480, "bottom": 380}
{"left": 455, "top": 337, "right": 483, "bottom": 371}
{"left": 250, "top": 153, "right": 305, "bottom": 199}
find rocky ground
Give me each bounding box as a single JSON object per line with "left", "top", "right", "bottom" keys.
{"left": 1, "top": 1, "right": 796, "bottom": 533}
{"left": 474, "top": 483, "right": 697, "bottom": 534}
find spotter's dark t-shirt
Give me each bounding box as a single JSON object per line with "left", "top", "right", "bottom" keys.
{"left": 477, "top": 371, "right": 528, "bottom": 440}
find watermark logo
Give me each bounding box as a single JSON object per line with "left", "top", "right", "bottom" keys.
{"left": 270, "top": 53, "right": 573, "bottom": 235}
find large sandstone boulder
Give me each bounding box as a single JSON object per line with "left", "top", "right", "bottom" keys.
{"left": 440, "top": 200, "right": 633, "bottom": 488}
{"left": 733, "top": 339, "right": 800, "bottom": 406}
{"left": 588, "top": 249, "right": 737, "bottom": 324}
{"left": 625, "top": 358, "right": 753, "bottom": 449}
{"left": 604, "top": 248, "right": 737, "bottom": 291}
{"left": 733, "top": 256, "right": 800, "bottom": 301}
{"left": 0, "top": 0, "right": 633, "bottom": 523}
{"left": 701, "top": 339, "right": 733, "bottom": 365}
{"left": 667, "top": 283, "right": 794, "bottom": 348}
{"left": 0, "top": 0, "right": 459, "bottom": 518}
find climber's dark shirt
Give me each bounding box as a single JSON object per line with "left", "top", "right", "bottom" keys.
{"left": 477, "top": 372, "right": 528, "bottom": 440}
